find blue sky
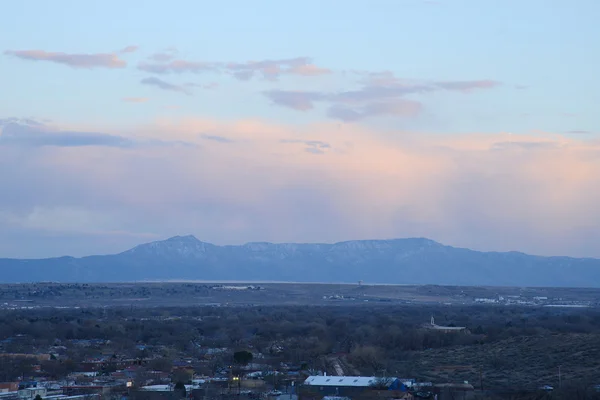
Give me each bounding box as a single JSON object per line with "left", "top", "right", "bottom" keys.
{"left": 1, "top": 0, "right": 599, "bottom": 258}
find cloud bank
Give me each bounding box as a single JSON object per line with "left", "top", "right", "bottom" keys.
{"left": 1, "top": 116, "right": 599, "bottom": 259}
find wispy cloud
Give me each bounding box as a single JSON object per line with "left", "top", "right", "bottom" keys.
{"left": 201, "top": 134, "right": 234, "bottom": 143}
{"left": 434, "top": 80, "right": 500, "bottom": 92}
{"left": 566, "top": 130, "right": 592, "bottom": 134}
{"left": 139, "top": 60, "right": 219, "bottom": 74}
{"left": 140, "top": 77, "right": 190, "bottom": 95}
{"left": 119, "top": 45, "right": 139, "bottom": 54}
{"left": 264, "top": 72, "right": 499, "bottom": 121}
{"left": 186, "top": 82, "right": 219, "bottom": 90}
{"left": 491, "top": 141, "right": 564, "bottom": 151}
{"left": 264, "top": 90, "right": 326, "bottom": 111}
{"left": 225, "top": 57, "right": 332, "bottom": 81}
{"left": 138, "top": 55, "right": 331, "bottom": 81}
{"left": 327, "top": 100, "right": 423, "bottom": 122}
{"left": 148, "top": 47, "right": 179, "bottom": 62}
{"left": 281, "top": 139, "right": 331, "bottom": 154}
{"left": 0, "top": 119, "right": 133, "bottom": 148}
{"left": 122, "top": 97, "right": 149, "bottom": 103}
{"left": 0, "top": 119, "right": 192, "bottom": 148}
{"left": 4, "top": 49, "right": 128, "bottom": 69}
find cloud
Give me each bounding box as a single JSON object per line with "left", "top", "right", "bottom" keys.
{"left": 201, "top": 134, "right": 234, "bottom": 143}
{"left": 1, "top": 117, "right": 600, "bottom": 259}
{"left": 434, "top": 80, "right": 500, "bottom": 92}
{"left": 123, "top": 97, "right": 149, "bottom": 103}
{"left": 138, "top": 55, "right": 331, "bottom": 80}
{"left": 0, "top": 119, "right": 133, "bottom": 148}
{"left": 119, "top": 45, "right": 139, "bottom": 54}
{"left": 333, "top": 83, "right": 434, "bottom": 104}
{"left": 140, "top": 77, "right": 190, "bottom": 95}
{"left": 281, "top": 139, "right": 331, "bottom": 154}
{"left": 0, "top": 119, "right": 191, "bottom": 148}
{"left": 185, "top": 82, "right": 219, "bottom": 90}
{"left": 264, "top": 90, "right": 326, "bottom": 111}
{"left": 490, "top": 141, "right": 564, "bottom": 151}
{"left": 4, "top": 49, "right": 127, "bottom": 69}
{"left": 327, "top": 99, "right": 423, "bottom": 122}
{"left": 264, "top": 72, "right": 499, "bottom": 121}
{"left": 566, "top": 130, "right": 592, "bottom": 134}
{"left": 148, "top": 47, "right": 179, "bottom": 62}
{"left": 225, "top": 57, "right": 332, "bottom": 81}
{"left": 288, "top": 64, "right": 332, "bottom": 76}
{"left": 139, "top": 60, "right": 219, "bottom": 74}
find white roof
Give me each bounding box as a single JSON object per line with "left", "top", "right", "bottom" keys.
{"left": 141, "top": 385, "right": 197, "bottom": 392}
{"left": 304, "top": 376, "right": 379, "bottom": 387}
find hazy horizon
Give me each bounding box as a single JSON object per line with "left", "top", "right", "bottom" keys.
{"left": 1, "top": 0, "right": 599, "bottom": 259}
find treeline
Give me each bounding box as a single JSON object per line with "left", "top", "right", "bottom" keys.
{"left": 2, "top": 305, "right": 600, "bottom": 375}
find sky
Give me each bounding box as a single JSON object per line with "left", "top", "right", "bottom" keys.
{"left": 1, "top": 0, "right": 599, "bottom": 259}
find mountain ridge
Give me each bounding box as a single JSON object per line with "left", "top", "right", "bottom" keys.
{"left": 1, "top": 235, "right": 599, "bottom": 286}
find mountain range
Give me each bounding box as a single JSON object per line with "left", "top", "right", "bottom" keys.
{"left": 1, "top": 235, "right": 599, "bottom": 287}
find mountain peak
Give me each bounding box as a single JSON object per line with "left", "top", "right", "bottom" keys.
{"left": 121, "top": 234, "right": 212, "bottom": 257}
{"left": 166, "top": 234, "right": 201, "bottom": 243}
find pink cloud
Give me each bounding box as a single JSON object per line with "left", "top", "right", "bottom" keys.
{"left": 226, "top": 57, "right": 331, "bottom": 80}
{"left": 139, "top": 55, "right": 331, "bottom": 81}
{"left": 288, "top": 63, "right": 332, "bottom": 76}
{"left": 3, "top": 117, "right": 600, "bottom": 258}
{"left": 4, "top": 49, "right": 127, "bottom": 69}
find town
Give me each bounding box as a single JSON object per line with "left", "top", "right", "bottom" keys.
{"left": 1, "top": 284, "right": 600, "bottom": 400}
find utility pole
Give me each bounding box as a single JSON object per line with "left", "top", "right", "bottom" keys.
{"left": 558, "top": 365, "right": 562, "bottom": 389}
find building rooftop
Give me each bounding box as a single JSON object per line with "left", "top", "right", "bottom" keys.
{"left": 304, "top": 376, "right": 393, "bottom": 387}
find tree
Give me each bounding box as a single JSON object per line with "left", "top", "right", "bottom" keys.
{"left": 174, "top": 382, "right": 186, "bottom": 399}
{"left": 233, "top": 350, "right": 253, "bottom": 366}
{"left": 349, "top": 346, "right": 385, "bottom": 374}
{"left": 172, "top": 369, "right": 193, "bottom": 385}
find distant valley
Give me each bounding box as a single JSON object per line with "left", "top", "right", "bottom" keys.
{"left": 1, "top": 235, "right": 600, "bottom": 287}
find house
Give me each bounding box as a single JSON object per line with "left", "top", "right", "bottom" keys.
{"left": 17, "top": 387, "right": 46, "bottom": 400}
{"left": 300, "top": 376, "right": 401, "bottom": 400}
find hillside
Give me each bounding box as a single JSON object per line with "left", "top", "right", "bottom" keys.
{"left": 1, "top": 235, "right": 600, "bottom": 286}
{"left": 401, "top": 333, "right": 600, "bottom": 390}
